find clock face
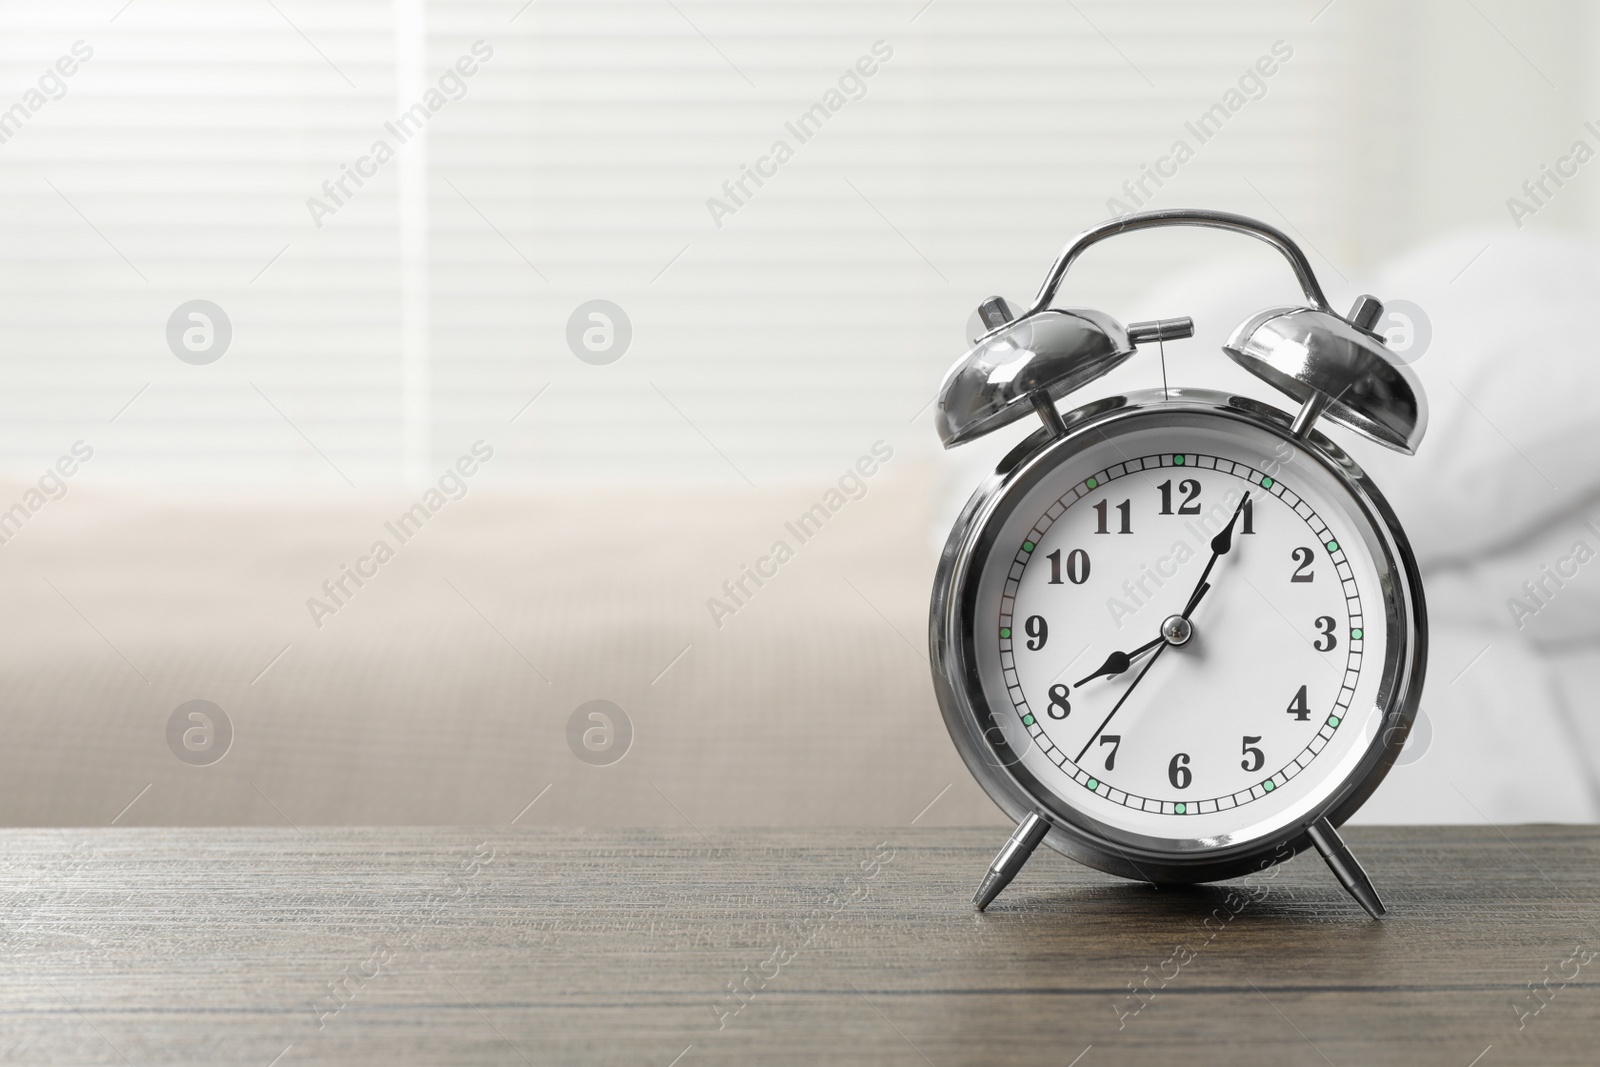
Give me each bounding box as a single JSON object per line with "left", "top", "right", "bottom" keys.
{"left": 967, "top": 409, "right": 1404, "bottom": 851}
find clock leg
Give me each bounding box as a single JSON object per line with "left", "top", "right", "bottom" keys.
{"left": 973, "top": 812, "right": 1050, "bottom": 911}
{"left": 1306, "top": 817, "right": 1386, "bottom": 919}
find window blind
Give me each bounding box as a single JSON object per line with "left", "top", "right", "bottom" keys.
{"left": 0, "top": 0, "right": 1346, "bottom": 487}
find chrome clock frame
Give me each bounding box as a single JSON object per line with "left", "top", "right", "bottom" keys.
{"left": 930, "top": 387, "right": 1428, "bottom": 887}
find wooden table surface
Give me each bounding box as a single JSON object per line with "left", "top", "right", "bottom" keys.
{"left": 3, "top": 825, "right": 1597, "bottom": 1065}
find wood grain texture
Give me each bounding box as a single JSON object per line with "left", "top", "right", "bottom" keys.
{"left": 1, "top": 825, "right": 1597, "bottom": 1065}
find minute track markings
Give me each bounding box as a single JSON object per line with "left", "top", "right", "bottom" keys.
{"left": 1239, "top": 573, "right": 1346, "bottom": 679}
{"left": 1094, "top": 426, "right": 1184, "bottom": 507}
{"left": 1001, "top": 451, "right": 1362, "bottom": 816}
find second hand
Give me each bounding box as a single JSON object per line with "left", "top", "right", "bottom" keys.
{"left": 1071, "top": 580, "right": 1211, "bottom": 765}
{"left": 1068, "top": 491, "right": 1249, "bottom": 768}
{"left": 1075, "top": 631, "right": 1165, "bottom": 764}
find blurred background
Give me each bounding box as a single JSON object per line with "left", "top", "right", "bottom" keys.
{"left": 1, "top": 0, "right": 1597, "bottom": 830}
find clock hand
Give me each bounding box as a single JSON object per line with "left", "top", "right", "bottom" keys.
{"left": 1182, "top": 490, "right": 1252, "bottom": 615}
{"left": 1074, "top": 634, "right": 1165, "bottom": 687}
{"left": 1070, "top": 579, "right": 1210, "bottom": 764}
{"left": 1075, "top": 543, "right": 1222, "bottom": 684}
{"left": 1062, "top": 497, "right": 1247, "bottom": 749}
{"left": 1073, "top": 636, "right": 1169, "bottom": 764}
{"left": 1075, "top": 556, "right": 1224, "bottom": 689}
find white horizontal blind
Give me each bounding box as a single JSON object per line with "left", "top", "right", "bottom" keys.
{"left": 0, "top": 0, "right": 404, "bottom": 487}
{"left": 0, "top": 0, "right": 1346, "bottom": 487}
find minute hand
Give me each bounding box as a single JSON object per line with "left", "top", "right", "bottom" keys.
{"left": 1074, "top": 493, "right": 1245, "bottom": 687}
{"left": 1183, "top": 490, "right": 1252, "bottom": 615}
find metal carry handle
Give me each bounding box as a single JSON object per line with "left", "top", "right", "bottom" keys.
{"left": 1024, "top": 207, "right": 1335, "bottom": 318}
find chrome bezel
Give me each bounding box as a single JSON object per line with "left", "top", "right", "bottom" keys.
{"left": 929, "top": 388, "right": 1427, "bottom": 884}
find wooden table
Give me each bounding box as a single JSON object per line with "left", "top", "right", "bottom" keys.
{"left": 3, "top": 826, "right": 1597, "bottom": 1065}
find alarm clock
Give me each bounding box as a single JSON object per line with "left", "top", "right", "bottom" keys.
{"left": 929, "top": 208, "right": 1427, "bottom": 917}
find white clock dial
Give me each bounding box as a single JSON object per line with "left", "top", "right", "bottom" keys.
{"left": 974, "top": 419, "right": 1392, "bottom": 848}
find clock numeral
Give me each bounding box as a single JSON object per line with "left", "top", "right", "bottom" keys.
{"left": 1241, "top": 735, "right": 1264, "bottom": 772}
{"left": 1313, "top": 615, "right": 1337, "bottom": 652}
{"left": 1286, "top": 684, "right": 1311, "bottom": 721}
{"left": 1093, "top": 499, "right": 1133, "bottom": 535}
{"left": 1167, "top": 752, "right": 1192, "bottom": 790}
{"left": 1291, "top": 546, "right": 1315, "bottom": 582}
{"left": 1240, "top": 496, "right": 1255, "bottom": 535}
{"left": 1046, "top": 548, "right": 1090, "bottom": 585}
{"left": 1024, "top": 614, "right": 1048, "bottom": 650}
{"left": 1046, "top": 684, "right": 1071, "bottom": 719}
{"left": 1099, "top": 734, "right": 1120, "bottom": 770}
{"left": 1158, "top": 479, "right": 1201, "bottom": 516}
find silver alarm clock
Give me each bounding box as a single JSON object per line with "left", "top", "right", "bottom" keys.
{"left": 930, "top": 208, "right": 1427, "bottom": 917}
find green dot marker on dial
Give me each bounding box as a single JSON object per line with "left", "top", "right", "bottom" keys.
{"left": 1175, "top": 802, "right": 1187, "bottom": 815}
{"left": 1023, "top": 541, "right": 1035, "bottom": 552}
{"left": 1087, "top": 477, "right": 1098, "bottom": 489}
{"left": 1174, "top": 454, "right": 1185, "bottom": 465}
{"left": 1352, "top": 628, "right": 1364, "bottom": 640}
{"left": 999, "top": 627, "right": 1011, "bottom": 639}
{"left": 1085, "top": 778, "right": 1099, "bottom": 791}
{"left": 1326, "top": 540, "right": 1339, "bottom": 552}
{"left": 1328, "top": 714, "right": 1341, "bottom": 727}
{"left": 1261, "top": 476, "right": 1274, "bottom": 488}
{"left": 1022, "top": 714, "right": 1035, "bottom": 726}
{"left": 1263, "top": 780, "right": 1276, "bottom": 792}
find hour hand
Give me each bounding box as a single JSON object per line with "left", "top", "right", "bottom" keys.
{"left": 1075, "top": 635, "right": 1164, "bottom": 686}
